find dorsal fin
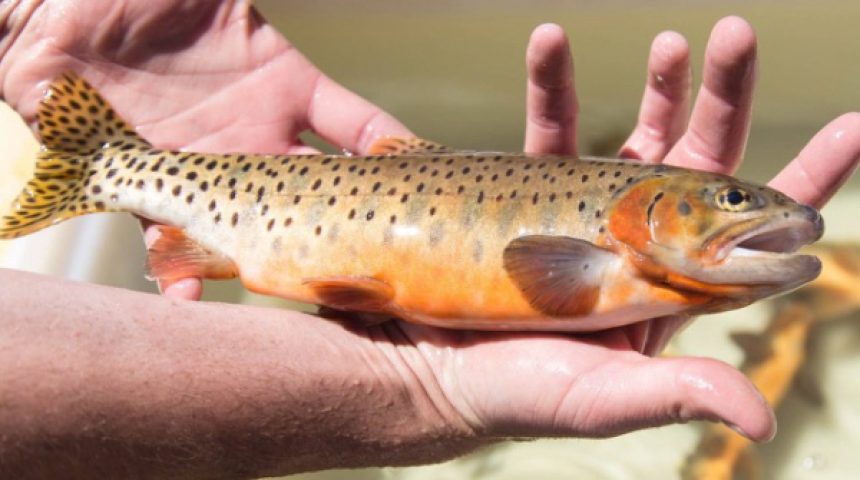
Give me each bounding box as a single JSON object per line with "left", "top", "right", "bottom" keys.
{"left": 367, "top": 136, "right": 452, "bottom": 155}
{"left": 37, "top": 72, "right": 150, "bottom": 154}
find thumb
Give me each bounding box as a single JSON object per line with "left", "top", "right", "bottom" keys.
{"left": 563, "top": 355, "right": 775, "bottom": 442}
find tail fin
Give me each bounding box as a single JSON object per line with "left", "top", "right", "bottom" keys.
{"left": 0, "top": 73, "right": 150, "bottom": 239}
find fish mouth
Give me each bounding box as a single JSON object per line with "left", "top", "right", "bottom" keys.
{"left": 695, "top": 207, "right": 824, "bottom": 288}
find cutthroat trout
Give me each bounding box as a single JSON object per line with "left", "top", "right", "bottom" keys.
{"left": 0, "top": 74, "right": 825, "bottom": 331}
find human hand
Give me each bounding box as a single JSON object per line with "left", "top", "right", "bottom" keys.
{"left": 0, "top": 0, "right": 411, "bottom": 299}
{"left": 523, "top": 17, "right": 859, "bottom": 353}
{"left": 370, "top": 17, "right": 859, "bottom": 448}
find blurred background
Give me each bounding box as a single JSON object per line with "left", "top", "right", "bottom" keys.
{"left": 1, "top": 0, "right": 858, "bottom": 478}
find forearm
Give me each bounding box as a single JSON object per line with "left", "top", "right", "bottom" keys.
{"left": 0, "top": 269, "right": 475, "bottom": 479}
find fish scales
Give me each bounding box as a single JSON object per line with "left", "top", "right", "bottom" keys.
{"left": 0, "top": 74, "right": 826, "bottom": 331}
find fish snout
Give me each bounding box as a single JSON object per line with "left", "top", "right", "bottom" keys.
{"left": 801, "top": 204, "right": 825, "bottom": 241}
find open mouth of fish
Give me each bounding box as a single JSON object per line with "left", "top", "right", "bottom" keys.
{"left": 698, "top": 210, "right": 824, "bottom": 287}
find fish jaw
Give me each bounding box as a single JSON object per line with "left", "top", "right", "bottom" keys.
{"left": 690, "top": 205, "right": 824, "bottom": 291}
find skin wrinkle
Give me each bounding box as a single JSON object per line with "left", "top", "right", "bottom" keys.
{"left": 374, "top": 323, "right": 477, "bottom": 439}
{"left": 0, "top": 0, "right": 44, "bottom": 66}
{"left": 525, "top": 79, "right": 576, "bottom": 133}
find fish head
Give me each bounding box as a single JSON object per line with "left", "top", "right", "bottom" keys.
{"left": 605, "top": 170, "right": 824, "bottom": 301}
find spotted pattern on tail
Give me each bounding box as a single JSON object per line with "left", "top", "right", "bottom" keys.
{"left": 0, "top": 73, "right": 148, "bottom": 238}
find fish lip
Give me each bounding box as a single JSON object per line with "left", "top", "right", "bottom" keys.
{"left": 706, "top": 212, "right": 824, "bottom": 264}
{"left": 689, "top": 210, "right": 824, "bottom": 289}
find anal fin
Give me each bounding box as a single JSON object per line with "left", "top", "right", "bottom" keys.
{"left": 367, "top": 136, "right": 452, "bottom": 155}
{"left": 146, "top": 226, "right": 238, "bottom": 281}
{"left": 304, "top": 276, "right": 394, "bottom": 313}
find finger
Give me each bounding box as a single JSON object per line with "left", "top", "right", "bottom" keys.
{"left": 306, "top": 73, "right": 413, "bottom": 154}
{"left": 141, "top": 220, "right": 203, "bottom": 301}
{"left": 572, "top": 356, "right": 776, "bottom": 441}
{"left": 769, "top": 112, "right": 860, "bottom": 208}
{"left": 664, "top": 16, "right": 757, "bottom": 174}
{"left": 523, "top": 23, "right": 578, "bottom": 155}
{"left": 643, "top": 315, "right": 693, "bottom": 357}
{"left": 619, "top": 31, "right": 691, "bottom": 162}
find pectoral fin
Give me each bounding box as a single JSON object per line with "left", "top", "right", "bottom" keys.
{"left": 146, "top": 226, "right": 238, "bottom": 281}
{"left": 304, "top": 276, "right": 394, "bottom": 312}
{"left": 502, "top": 235, "right": 616, "bottom": 317}
{"left": 367, "top": 136, "right": 452, "bottom": 155}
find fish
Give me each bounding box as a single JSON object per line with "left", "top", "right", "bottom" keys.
{"left": 0, "top": 73, "right": 825, "bottom": 331}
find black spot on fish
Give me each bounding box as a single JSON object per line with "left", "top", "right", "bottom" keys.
{"left": 581, "top": 174, "right": 589, "bottom": 183}
{"left": 578, "top": 201, "right": 586, "bottom": 212}
{"left": 172, "top": 185, "right": 182, "bottom": 196}
{"left": 678, "top": 201, "right": 692, "bottom": 216}
{"left": 231, "top": 212, "right": 239, "bottom": 227}
{"left": 186, "top": 172, "right": 198, "bottom": 181}
{"left": 366, "top": 210, "right": 375, "bottom": 221}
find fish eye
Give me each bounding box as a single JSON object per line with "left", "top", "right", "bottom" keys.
{"left": 715, "top": 187, "right": 756, "bottom": 212}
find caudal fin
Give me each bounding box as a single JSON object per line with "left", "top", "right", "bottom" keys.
{"left": 0, "top": 73, "right": 150, "bottom": 239}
